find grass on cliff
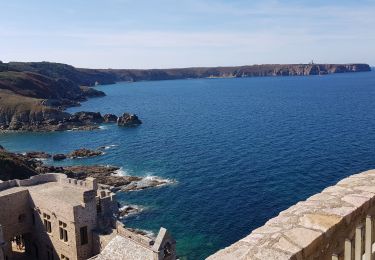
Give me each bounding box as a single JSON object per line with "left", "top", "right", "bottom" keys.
{"left": 0, "top": 90, "right": 45, "bottom": 114}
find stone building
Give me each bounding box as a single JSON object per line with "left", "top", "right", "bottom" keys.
{"left": 0, "top": 173, "right": 176, "bottom": 260}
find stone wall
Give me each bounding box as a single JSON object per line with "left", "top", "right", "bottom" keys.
{"left": 207, "top": 169, "right": 375, "bottom": 260}
{"left": 0, "top": 190, "right": 31, "bottom": 242}
{"left": 0, "top": 173, "right": 63, "bottom": 192}
{"left": 73, "top": 193, "right": 97, "bottom": 259}
{"left": 116, "top": 222, "right": 154, "bottom": 247}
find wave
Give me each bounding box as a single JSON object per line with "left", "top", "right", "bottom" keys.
{"left": 143, "top": 174, "right": 176, "bottom": 185}
{"left": 127, "top": 174, "right": 177, "bottom": 191}
{"left": 112, "top": 167, "right": 129, "bottom": 176}
{"left": 104, "top": 144, "right": 118, "bottom": 150}
{"left": 99, "top": 125, "right": 108, "bottom": 130}
{"left": 34, "top": 158, "right": 48, "bottom": 162}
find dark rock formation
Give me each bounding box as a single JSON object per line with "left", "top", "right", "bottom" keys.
{"left": 57, "top": 165, "right": 142, "bottom": 188}
{"left": 118, "top": 205, "right": 143, "bottom": 218}
{"left": 120, "top": 176, "right": 171, "bottom": 192}
{"left": 117, "top": 113, "right": 142, "bottom": 127}
{"left": 68, "top": 111, "right": 104, "bottom": 124}
{"left": 25, "top": 151, "right": 51, "bottom": 159}
{"left": 103, "top": 114, "right": 118, "bottom": 123}
{"left": 68, "top": 148, "right": 103, "bottom": 159}
{"left": 52, "top": 154, "right": 67, "bottom": 161}
{"left": 79, "top": 86, "right": 106, "bottom": 98}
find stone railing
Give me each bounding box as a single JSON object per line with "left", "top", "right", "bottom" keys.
{"left": 207, "top": 170, "right": 375, "bottom": 260}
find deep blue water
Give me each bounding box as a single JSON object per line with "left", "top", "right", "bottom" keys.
{"left": 1, "top": 71, "right": 375, "bottom": 259}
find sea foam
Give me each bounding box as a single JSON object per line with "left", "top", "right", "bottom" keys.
{"left": 113, "top": 167, "right": 129, "bottom": 176}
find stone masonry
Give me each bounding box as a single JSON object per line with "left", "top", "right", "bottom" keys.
{"left": 208, "top": 169, "right": 375, "bottom": 260}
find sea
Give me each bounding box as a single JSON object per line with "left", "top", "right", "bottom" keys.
{"left": 1, "top": 71, "right": 375, "bottom": 259}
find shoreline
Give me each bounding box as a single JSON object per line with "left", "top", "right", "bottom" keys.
{"left": 0, "top": 62, "right": 371, "bottom": 133}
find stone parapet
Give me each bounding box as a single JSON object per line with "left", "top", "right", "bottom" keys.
{"left": 0, "top": 173, "right": 63, "bottom": 191}
{"left": 207, "top": 169, "right": 375, "bottom": 260}
{"left": 116, "top": 222, "right": 154, "bottom": 248}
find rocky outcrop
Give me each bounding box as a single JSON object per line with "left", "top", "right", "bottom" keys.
{"left": 67, "top": 148, "right": 104, "bottom": 159}
{"left": 118, "top": 205, "right": 143, "bottom": 218}
{"left": 52, "top": 148, "right": 103, "bottom": 161}
{"left": 52, "top": 154, "right": 66, "bottom": 161}
{"left": 66, "top": 111, "right": 104, "bottom": 124}
{"left": 103, "top": 114, "right": 118, "bottom": 123}
{"left": 79, "top": 86, "right": 106, "bottom": 98}
{"left": 117, "top": 113, "right": 142, "bottom": 127}
{"left": 0, "top": 148, "right": 173, "bottom": 192}
{"left": 0, "top": 97, "right": 141, "bottom": 132}
{"left": 120, "top": 176, "right": 171, "bottom": 192}
{"left": 25, "top": 151, "right": 51, "bottom": 159}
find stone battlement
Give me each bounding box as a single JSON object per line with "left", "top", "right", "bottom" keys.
{"left": 62, "top": 176, "right": 98, "bottom": 190}
{"left": 0, "top": 173, "right": 62, "bottom": 192}
{"left": 0, "top": 174, "right": 98, "bottom": 194}
{"left": 208, "top": 169, "right": 375, "bottom": 260}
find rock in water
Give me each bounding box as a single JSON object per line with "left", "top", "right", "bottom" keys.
{"left": 117, "top": 113, "right": 142, "bottom": 127}
{"left": 68, "top": 148, "right": 103, "bottom": 159}
{"left": 103, "top": 114, "right": 118, "bottom": 123}
{"left": 68, "top": 111, "right": 104, "bottom": 124}
{"left": 52, "top": 154, "right": 67, "bottom": 161}
{"left": 118, "top": 205, "right": 143, "bottom": 218}
{"left": 25, "top": 151, "right": 51, "bottom": 159}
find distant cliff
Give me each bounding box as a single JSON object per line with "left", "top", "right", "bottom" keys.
{"left": 0, "top": 61, "right": 371, "bottom": 86}
{"left": 0, "top": 61, "right": 371, "bottom": 131}
{"left": 107, "top": 63, "right": 371, "bottom": 82}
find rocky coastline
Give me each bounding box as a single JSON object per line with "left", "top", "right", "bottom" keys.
{"left": 0, "top": 110, "right": 142, "bottom": 132}
{"left": 0, "top": 61, "right": 371, "bottom": 132}
{"left": 0, "top": 147, "right": 173, "bottom": 192}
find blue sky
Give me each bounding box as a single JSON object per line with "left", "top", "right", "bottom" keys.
{"left": 0, "top": 0, "right": 374, "bottom": 68}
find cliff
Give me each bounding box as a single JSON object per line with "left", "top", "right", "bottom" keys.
{"left": 1, "top": 61, "right": 371, "bottom": 86}
{"left": 105, "top": 63, "right": 371, "bottom": 82}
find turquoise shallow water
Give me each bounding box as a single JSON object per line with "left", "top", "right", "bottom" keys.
{"left": 1, "top": 71, "right": 375, "bottom": 259}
